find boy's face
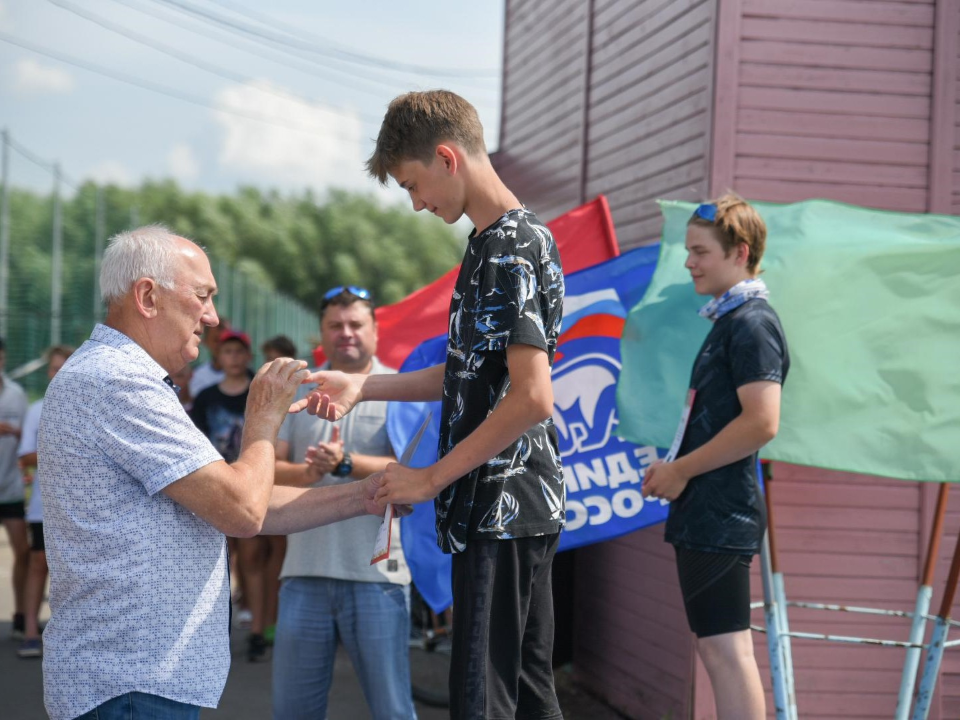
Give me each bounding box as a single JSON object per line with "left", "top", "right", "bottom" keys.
{"left": 217, "top": 340, "right": 251, "bottom": 379}
{"left": 684, "top": 224, "right": 750, "bottom": 298}
{"left": 392, "top": 148, "right": 465, "bottom": 224}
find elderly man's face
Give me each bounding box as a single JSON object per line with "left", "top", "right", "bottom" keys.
{"left": 157, "top": 239, "right": 219, "bottom": 373}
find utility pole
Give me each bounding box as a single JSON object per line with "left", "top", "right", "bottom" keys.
{"left": 94, "top": 186, "right": 105, "bottom": 321}
{"left": 51, "top": 163, "right": 62, "bottom": 345}
{"left": 0, "top": 130, "right": 10, "bottom": 338}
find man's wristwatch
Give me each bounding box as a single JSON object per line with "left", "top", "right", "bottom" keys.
{"left": 332, "top": 452, "right": 353, "bottom": 477}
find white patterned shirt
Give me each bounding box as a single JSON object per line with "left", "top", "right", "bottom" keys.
{"left": 39, "top": 324, "right": 228, "bottom": 720}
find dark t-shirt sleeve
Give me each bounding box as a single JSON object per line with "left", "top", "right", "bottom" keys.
{"left": 728, "top": 312, "right": 788, "bottom": 388}
{"left": 475, "top": 228, "right": 550, "bottom": 354}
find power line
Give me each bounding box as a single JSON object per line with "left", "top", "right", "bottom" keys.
{"left": 149, "top": 0, "right": 498, "bottom": 90}
{"left": 46, "top": 0, "right": 384, "bottom": 125}
{"left": 108, "top": 0, "right": 485, "bottom": 103}
{"left": 204, "top": 0, "right": 500, "bottom": 79}
{"left": 7, "top": 135, "right": 80, "bottom": 190}
{"left": 0, "top": 32, "right": 371, "bottom": 141}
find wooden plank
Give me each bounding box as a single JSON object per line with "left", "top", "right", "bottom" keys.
{"left": 739, "top": 63, "right": 931, "bottom": 96}
{"left": 502, "top": 89, "right": 583, "bottom": 147}
{"left": 771, "top": 504, "right": 918, "bottom": 532}
{"left": 768, "top": 481, "right": 921, "bottom": 508}
{"left": 741, "top": 17, "right": 933, "bottom": 49}
{"left": 505, "top": 0, "right": 586, "bottom": 71}
{"left": 774, "top": 551, "right": 916, "bottom": 578}
{"left": 775, "top": 528, "right": 916, "bottom": 556}
{"left": 503, "top": 44, "right": 584, "bottom": 110}
{"left": 591, "top": 0, "right": 710, "bottom": 68}
{"left": 765, "top": 576, "right": 917, "bottom": 602}
{"left": 733, "top": 178, "right": 928, "bottom": 212}
{"left": 709, "top": 0, "right": 742, "bottom": 196}
{"left": 598, "top": 158, "right": 706, "bottom": 206}
{"left": 589, "top": 111, "right": 706, "bottom": 173}
{"left": 926, "top": 0, "right": 960, "bottom": 211}
{"left": 591, "top": 16, "right": 713, "bottom": 104}
{"left": 742, "top": 0, "right": 934, "bottom": 27}
{"left": 738, "top": 108, "right": 930, "bottom": 143}
{"left": 593, "top": 137, "right": 708, "bottom": 193}
{"left": 739, "top": 40, "right": 932, "bottom": 73}
{"left": 590, "top": 62, "right": 712, "bottom": 144}
{"left": 739, "top": 86, "right": 931, "bottom": 119}
{"left": 591, "top": 0, "right": 677, "bottom": 37}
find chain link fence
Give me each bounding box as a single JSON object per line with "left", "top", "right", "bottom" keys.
{"left": 1, "top": 130, "right": 318, "bottom": 399}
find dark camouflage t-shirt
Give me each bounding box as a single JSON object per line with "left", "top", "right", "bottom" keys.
{"left": 665, "top": 298, "right": 789, "bottom": 555}
{"left": 435, "top": 208, "right": 565, "bottom": 554}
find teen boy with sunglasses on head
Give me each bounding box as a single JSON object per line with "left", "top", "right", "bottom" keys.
{"left": 642, "top": 194, "right": 790, "bottom": 720}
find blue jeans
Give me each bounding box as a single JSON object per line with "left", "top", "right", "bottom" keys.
{"left": 272, "top": 577, "right": 417, "bottom": 720}
{"left": 74, "top": 692, "right": 199, "bottom": 719}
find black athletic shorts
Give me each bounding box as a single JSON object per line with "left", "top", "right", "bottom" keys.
{"left": 0, "top": 501, "right": 25, "bottom": 520}
{"left": 449, "top": 534, "right": 563, "bottom": 720}
{"left": 675, "top": 546, "right": 752, "bottom": 638}
{"left": 29, "top": 522, "right": 44, "bottom": 552}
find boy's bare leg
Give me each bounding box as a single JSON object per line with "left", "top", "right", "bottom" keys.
{"left": 697, "top": 629, "right": 765, "bottom": 720}
{"left": 23, "top": 550, "right": 47, "bottom": 638}
{"left": 4, "top": 518, "right": 30, "bottom": 615}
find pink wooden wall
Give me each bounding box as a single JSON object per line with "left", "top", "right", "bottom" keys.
{"left": 494, "top": 0, "right": 960, "bottom": 717}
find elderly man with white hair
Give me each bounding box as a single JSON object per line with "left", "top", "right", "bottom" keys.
{"left": 37, "top": 225, "right": 394, "bottom": 720}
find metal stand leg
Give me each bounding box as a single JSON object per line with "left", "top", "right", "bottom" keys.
{"left": 899, "top": 585, "right": 934, "bottom": 719}
{"left": 773, "top": 571, "right": 798, "bottom": 720}
{"left": 761, "top": 533, "right": 790, "bottom": 720}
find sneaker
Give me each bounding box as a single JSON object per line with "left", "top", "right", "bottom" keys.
{"left": 17, "top": 638, "right": 41, "bottom": 659}
{"left": 11, "top": 613, "right": 25, "bottom": 640}
{"left": 247, "top": 633, "right": 268, "bottom": 663}
{"left": 235, "top": 608, "right": 253, "bottom": 630}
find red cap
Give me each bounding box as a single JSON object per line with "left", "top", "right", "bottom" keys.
{"left": 218, "top": 329, "right": 251, "bottom": 349}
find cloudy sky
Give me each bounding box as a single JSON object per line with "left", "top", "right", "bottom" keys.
{"left": 0, "top": 0, "right": 504, "bottom": 206}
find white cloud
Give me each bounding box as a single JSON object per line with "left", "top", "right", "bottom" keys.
{"left": 167, "top": 143, "right": 200, "bottom": 182}
{"left": 88, "top": 160, "right": 133, "bottom": 187}
{"left": 13, "top": 58, "right": 74, "bottom": 94}
{"left": 214, "top": 82, "right": 379, "bottom": 195}
{"left": 0, "top": 2, "right": 10, "bottom": 31}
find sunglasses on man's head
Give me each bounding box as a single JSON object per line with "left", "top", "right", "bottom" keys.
{"left": 693, "top": 203, "right": 718, "bottom": 223}
{"left": 321, "top": 285, "right": 373, "bottom": 306}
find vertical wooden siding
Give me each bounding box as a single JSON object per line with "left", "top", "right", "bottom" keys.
{"left": 719, "top": 0, "right": 936, "bottom": 212}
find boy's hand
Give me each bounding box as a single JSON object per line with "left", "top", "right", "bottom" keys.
{"left": 360, "top": 471, "right": 413, "bottom": 516}
{"left": 641, "top": 460, "right": 689, "bottom": 502}
{"left": 374, "top": 463, "right": 440, "bottom": 506}
{"left": 304, "top": 427, "right": 344, "bottom": 478}
{"left": 289, "top": 370, "right": 362, "bottom": 420}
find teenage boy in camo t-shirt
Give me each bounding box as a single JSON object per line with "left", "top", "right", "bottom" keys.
{"left": 294, "top": 90, "right": 565, "bottom": 720}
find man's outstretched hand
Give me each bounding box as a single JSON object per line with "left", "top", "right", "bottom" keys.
{"left": 360, "top": 471, "right": 413, "bottom": 517}
{"left": 288, "top": 370, "right": 362, "bottom": 420}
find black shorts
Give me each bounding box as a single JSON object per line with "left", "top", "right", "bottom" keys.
{"left": 0, "top": 501, "right": 25, "bottom": 520}
{"left": 449, "top": 534, "right": 563, "bottom": 720}
{"left": 29, "top": 522, "right": 44, "bottom": 552}
{"left": 675, "top": 546, "right": 752, "bottom": 638}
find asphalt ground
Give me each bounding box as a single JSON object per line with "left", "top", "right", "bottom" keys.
{"left": 0, "top": 532, "right": 625, "bottom": 719}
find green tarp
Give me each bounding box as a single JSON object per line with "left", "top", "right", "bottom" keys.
{"left": 616, "top": 199, "right": 960, "bottom": 482}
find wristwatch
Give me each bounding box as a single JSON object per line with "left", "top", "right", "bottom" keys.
{"left": 332, "top": 451, "right": 353, "bottom": 477}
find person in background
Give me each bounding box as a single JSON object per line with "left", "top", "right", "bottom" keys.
{"left": 188, "top": 317, "right": 230, "bottom": 398}
{"left": 262, "top": 336, "right": 297, "bottom": 363}
{"left": 16, "top": 344, "right": 74, "bottom": 659}
{"left": 170, "top": 363, "right": 194, "bottom": 411}
{"left": 272, "top": 287, "right": 414, "bottom": 720}
{"left": 0, "top": 336, "right": 29, "bottom": 642}
{"left": 641, "top": 194, "right": 789, "bottom": 720}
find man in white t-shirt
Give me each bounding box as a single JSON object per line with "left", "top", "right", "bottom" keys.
{"left": 188, "top": 319, "right": 229, "bottom": 398}
{"left": 272, "top": 286, "right": 416, "bottom": 720}
{"left": 16, "top": 344, "right": 74, "bottom": 659}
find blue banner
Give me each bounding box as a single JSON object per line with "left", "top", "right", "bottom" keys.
{"left": 387, "top": 246, "right": 666, "bottom": 612}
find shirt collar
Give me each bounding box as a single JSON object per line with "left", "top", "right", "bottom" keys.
{"left": 91, "top": 323, "right": 178, "bottom": 391}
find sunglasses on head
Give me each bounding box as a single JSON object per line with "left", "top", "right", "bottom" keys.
{"left": 321, "top": 285, "right": 373, "bottom": 307}
{"left": 692, "top": 203, "right": 718, "bottom": 223}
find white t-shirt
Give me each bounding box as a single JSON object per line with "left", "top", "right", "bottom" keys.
{"left": 18, "top": 399, "right": 43, "bottom": 522}
{"left": 188, "top": 361, "right": 224, "bottom": 398}
{"left": 0, "top": 374, "right": 28, "bottom": 505}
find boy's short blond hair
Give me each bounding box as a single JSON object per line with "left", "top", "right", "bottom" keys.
{"left": 366, "top": 90, "right": 486, "bottom": 185}
{"left": 689, "top": 192, "right": 767, "bottom": 274}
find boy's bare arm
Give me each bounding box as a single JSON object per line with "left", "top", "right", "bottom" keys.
{"left": 373, "top": 344, "right": 554, "bottom": 505}
{"left": 289, "top": 363, "right": 446, "bottom": 420}
{"left": 641, "top": 380, "right": 781, "bottom": 502}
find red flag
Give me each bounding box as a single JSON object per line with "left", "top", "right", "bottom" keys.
{"left": 314, "top": 195, "right": 619, "bottom": 369}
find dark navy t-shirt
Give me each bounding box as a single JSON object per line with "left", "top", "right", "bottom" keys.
{"left": 664, "top": 298, "right": 789, "bottom": 555}
{"left": 435, "top": 208, "right": 565, "bottom": 554}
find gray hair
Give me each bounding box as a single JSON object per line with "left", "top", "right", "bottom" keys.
{"left": 100, "top": 224, "right": 186, "bottom": 305}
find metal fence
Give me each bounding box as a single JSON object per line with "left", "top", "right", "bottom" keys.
{"left": 0, "top": 129, "right": 319, "bottom": 398}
